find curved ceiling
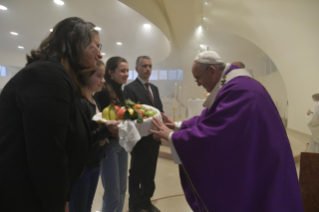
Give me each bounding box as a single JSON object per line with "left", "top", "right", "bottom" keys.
{"left": 0, "top": 0, "right": 171, "bottom": 68}
{"left": 120, "top": 0, "right": 319, "bottom": 133}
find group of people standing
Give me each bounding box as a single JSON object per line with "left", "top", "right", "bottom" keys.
{"left": 0, "top": 16, "right": 307, "bottom": 212}
{"left": 0, "top": 17, "right": 162, "bottom": 212}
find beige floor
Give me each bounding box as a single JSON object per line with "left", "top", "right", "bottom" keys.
{"left": 91, "top": 128, "right": 309, "bottom": 212}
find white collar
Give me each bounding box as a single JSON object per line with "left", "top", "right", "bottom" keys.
{"left": 137, "top": 77, "right": 148, "bottom": 85}
{"left": 203, "top": 64, "right": 253, "bottom": 108}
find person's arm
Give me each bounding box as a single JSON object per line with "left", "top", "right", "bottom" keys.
{"left": 17, "top": 67, "right": 73, "bottom": 211}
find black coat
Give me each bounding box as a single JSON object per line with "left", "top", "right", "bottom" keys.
{"left": 80, "top": 98, "right": 110, "bottom": 168}
{"left": 124, "top": 78, "right": 163, "bottom": 113}
{"left": 0, "top": 57, "right": 91, "bottom": 212}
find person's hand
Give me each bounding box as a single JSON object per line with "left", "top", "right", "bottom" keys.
{"left": 307, "top": 110, "right": 312, "bottom": 115}
{"left": 105, "top": 121, "right": 120, "bottom": 135}
{"left": 153, "top": 133, "right": 162, "bottom": 141}
{"left": 161, "top": 113, "right": 175, "bottom": 130}
{"left": 150, "top": 117, "right": 172, "bottom": 141}
{"left": 65, "top": 202, "right": 69, "bottom": 212}
{"left": 99, "top": 138, "right": 108, "bottom": 146}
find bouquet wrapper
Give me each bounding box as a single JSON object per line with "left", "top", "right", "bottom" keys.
{"left": 92, "top": 104, "right": 162, "bottom": 152}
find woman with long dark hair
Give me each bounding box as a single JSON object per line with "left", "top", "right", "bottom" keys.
{"left": 94, "top": 56, "right": 129, "bottom": 212}
{"left": 0, "top": 17, "right": 116, "bottom": 212}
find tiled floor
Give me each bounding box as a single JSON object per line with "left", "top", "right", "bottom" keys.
{"left": 91, "top": 128, "right": 310, "bottom": 212}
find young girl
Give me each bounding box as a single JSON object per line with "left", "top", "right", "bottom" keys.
{"left": 69, "top": 60, "right": 110, "bottom": 212}
{"left": 95, "top": 56, "right": 129, "bottom": 212}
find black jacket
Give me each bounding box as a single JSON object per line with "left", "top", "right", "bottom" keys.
{"left": 80, "top": 98, "right": 110, "bottom": 167}
{"left": 0, "top": 57, "right": 90, "bottom": 212}
{"left": 124, "top": 78, "right": 163, "bottom": 113}
{"left": 94, "top": 79, "right": 125, "bottom": 109}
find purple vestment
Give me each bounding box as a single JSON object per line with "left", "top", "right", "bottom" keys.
{"left": 172, "top": 75, "right": 304, "bottom": 211}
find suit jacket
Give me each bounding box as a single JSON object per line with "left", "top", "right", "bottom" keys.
{"left": 124, "top": 78, "right": 163, "bottom": 113}
{"left": 0, "top": 57, "right": 90, "bottom": 212}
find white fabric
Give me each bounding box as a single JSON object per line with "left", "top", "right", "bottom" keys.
{"left": 309, "top": 102, "right": 318, "bottom": 116}
{"left": 203, "top": 64, "right": 253, "bottom": 109}
{"left": 92, "top": 104, "right": 162, "bottom": 152}
{"left": 168, "top": 132, "right": 181, "bottom": 164}
{"left": 194, "top": 51, "right": 223, "bottom": 64}
{"left": 188, "top": 99, "right": 205, "bottom": 117}
{"left": 174, "top": 121, "right": 182, "bottom": 131}
{"left": 118, "top": 121, "right": 141, "bottom": 152}
{"left": 309, "top": 138, "right": 319, "bottom": 153}
{"left": 308, "top": 102, "right": 319, "bottom": 145}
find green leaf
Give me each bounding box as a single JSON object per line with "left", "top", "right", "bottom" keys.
{"left": 123, "top": 110, "right": 131, "bottom": 120}
{"left": 136, "top": 111, "right": 143, "bottom": 123}
{"left": 125, "top": 99, "right": 136, "bottom": 108}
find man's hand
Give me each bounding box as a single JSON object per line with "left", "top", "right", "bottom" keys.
{"left": 105, "top": 121, "right": 120, "bottom": 135}
{"left": 150, "top": 117, "right": 172, "bottom": 141}
{"left": 161, "top": 113, "right": 175, "bottom": 130}
{"left": 307, "top": 110, "right": 313, "bottom": 116}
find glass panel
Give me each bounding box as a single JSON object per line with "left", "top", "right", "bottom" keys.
{"left": 150, "top": 70, "right": 158, "bottom": 80}
{"left": 133, "top": 70, "right": 138, "bottom": 79}
{"left": 168, "top": 70, "right": 177, "bottom": 80}
{"left": 1, "top": 66, "right": 6, "bottom": 77}
{"left": 177, "top": 70, "right": 183, "bottom": 80}
{"left": 159, "top": 70, "right": 167, "bottom": 80}
{"left": 128, "top": 70, "right": 134, "bottom": 80}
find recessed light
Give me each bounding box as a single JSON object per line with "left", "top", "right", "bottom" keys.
{"left": 200, "top": 44, "right": 205, "bottom": 48}
{"left": 116, "top": 42, "right": 122, "bottom": 45}
{"left": 143, "top": 24, "right": 151, "bottom": 29}
{"left": 10, "top": 32, "right": 18, "bottom": 35}
{"left": 18, "top": 46, "right": 24, "bottom": 49}
{"left": 101, "top": 53, "right": 106, "bottom": 56}
{"left": 94, "top": 27, "right": 101, "bottom": 31}
{"left": 204, "top": 2, "right": 208, "bottom": 5}
{"left": 54, "top": 0, "right": 64, "bottom": 5}
{"left": 0, "top": 5, "right": 8, "bottom": 10}
{"left": 203, "top": 17, "right": 207, "bottom": 20}
{"left": 50, "top": 28, "right": 53, "bottom": 32}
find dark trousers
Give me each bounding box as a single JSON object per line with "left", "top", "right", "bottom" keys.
{"left": 128, "top": 135, "right": 160, "bottom": 210}
{"left": 69, "top": 167, "right": 100, "bottom": 212}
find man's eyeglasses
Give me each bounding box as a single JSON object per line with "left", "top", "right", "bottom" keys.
{"left": 195, "top": 65, "right": 210, "bottom": 83}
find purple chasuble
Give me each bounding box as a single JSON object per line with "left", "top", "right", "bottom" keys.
{"left": 172, "top": 72, "right": 303, "bottom": 211}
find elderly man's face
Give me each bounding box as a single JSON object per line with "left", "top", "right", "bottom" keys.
{"left": 192, "top": 62, "right": 221, "bottom": 93}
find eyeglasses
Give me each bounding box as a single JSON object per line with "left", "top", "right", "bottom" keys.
{"left": 195, "top": 65, "right": 210, "bottom": 83}
{"left": 97, "top": 43, "right": 102, "bottom": 52}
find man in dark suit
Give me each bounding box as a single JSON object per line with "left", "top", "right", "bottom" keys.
{"left": 124, "top": 56, "right": 163, "bottom": 212}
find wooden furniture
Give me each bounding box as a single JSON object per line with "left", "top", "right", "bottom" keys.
{"left": 299, "top": 152, "right": 319, "bottom": 212}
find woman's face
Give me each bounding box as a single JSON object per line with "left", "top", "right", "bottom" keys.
{"left": 110, "top": 62, "right": 129, "bottom": 85}
{"left": 82, "top": 33, "right": 103, "bottom": 72}
{"left": 87, "top": 65, "right": 105, "bottom": 93}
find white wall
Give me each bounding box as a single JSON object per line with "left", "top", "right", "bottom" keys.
{"left": 255, "top": 72, "right": 288, "bottom": 120}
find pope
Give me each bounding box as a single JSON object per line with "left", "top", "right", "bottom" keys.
{"left": 150, "top": 51, "right": 303, "bottom": 212}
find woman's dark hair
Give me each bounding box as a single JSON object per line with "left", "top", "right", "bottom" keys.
{"left": 105, "top": 56, "right": 127, "bottom": 104}
{"left": 77, "top": 60, "right": 105, "bottom": 88}
{"left": 26, "top": 17, "right": 99, "bottom": 97}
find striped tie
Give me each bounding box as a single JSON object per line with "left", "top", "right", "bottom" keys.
{"left": 144, "top": 83, "right": 155, "bottom": 106}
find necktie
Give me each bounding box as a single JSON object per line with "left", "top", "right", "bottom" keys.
{"left": 144, "top": 83, "right": 155, "bottom": 106}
